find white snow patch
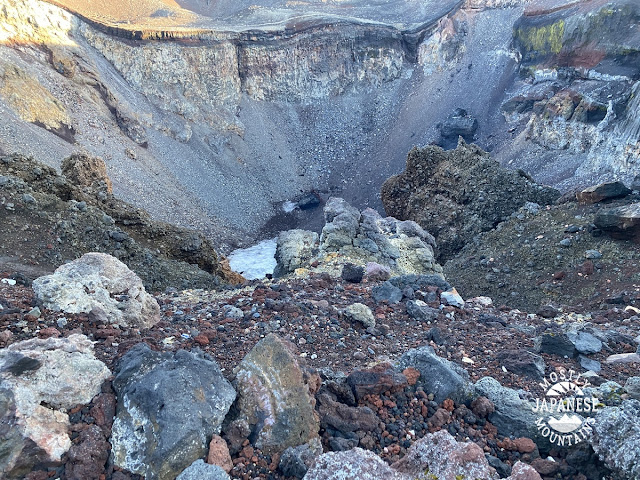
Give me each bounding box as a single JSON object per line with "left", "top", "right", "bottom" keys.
{"left": 282, "top": 201, "right": 297, "bottom": 213}
{"left": 228, "top": 238, "right": 277, "bottom": 280}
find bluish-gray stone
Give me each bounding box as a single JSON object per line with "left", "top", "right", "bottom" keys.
{"left": 176, "top": 460, "right": 230, "bottom": 480}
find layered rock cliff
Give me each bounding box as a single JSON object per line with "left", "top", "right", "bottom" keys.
{"left": 0, "top": 0, "right": 637, "bottom": 253}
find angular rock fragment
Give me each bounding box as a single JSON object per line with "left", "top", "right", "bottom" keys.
{"left": 0, "top": 334, "right": 110, "bottom": 477}
{"left": 576, "top": 181, "right": 631, "bottom": 204}
{"left": 343, "top": 303, "right": 375, "bottom": 328}
{"left": 474, "top": 377, "right": 540, "bottom": 442}
{"left": 176, "top": 459, "right": 231, "bottom": 480}
{"left": 274, "top": 230, "right": 319, "bottom": 277}
{"left": 227, "top": 334, "right": 319, "bottom": 455}
{"left": 346, "top": 363, "right": 408, "bottom": 402}
{"left": 110, "top": 344, "right": 235, "bottom": 480}
{"left": 594, "top": 202, "right": 640, "bottom": 240}
{"left": 397, "top": 346, "right": 472, "bottom": 403}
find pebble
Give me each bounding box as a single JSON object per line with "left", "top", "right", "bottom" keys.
{"left": 585, "top": 249, "right": 602, "bottom": 259}
{"left": 559, "top": 238, "right": 572, "bottom": 247}
{"left": 353, "top": 351, "right": 367, "bottom": 360}
{"left": 1, "top": 278, "right": 16, "bottom": 285}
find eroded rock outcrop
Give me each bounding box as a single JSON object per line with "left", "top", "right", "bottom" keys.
{"left": 0, "top": 153, "right": 236, "bottom": 290}
{"left": 110, "top": 344, "right": 236, "bottom": 480}
{"left": 591, "top": 399, "right": 640, "bottom": 479}
{"left": 381, "top": 140, "right": 559, "bottom": 262}
{"left": 275, "top": 197, "right": 442, "bottom": 278}
{"left": 33, "top": 252, "right": 160, "bottom": 329}
{"left": 0, "top": 334, "right": 110, "bottom": 478}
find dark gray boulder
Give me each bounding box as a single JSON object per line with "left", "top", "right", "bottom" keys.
{"left": 397, "top": 346, "right": 472, "bottom": 403}
{"left": 110, "top": 344, "right": 236, "bottom": 480}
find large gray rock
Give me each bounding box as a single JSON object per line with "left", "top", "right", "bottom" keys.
{"left": 594, "top": 202, "right": 640, "bottom": 241}
{"left": 624, "top": 377, "right": 640, "bottom": 400}
{"left": 275, "top": 198, "right": 443, "bottom": 278}
{"left": 576, "top": 181, "right": 631, "bottom": 204}
{"left": 110, "top": 344, "right": 235, "bottom": 480}
{"left": 392, "top": 430, "right": 497, "bottom": 479}
{"left": 567, "top": 330, "right": 603, "bottom": 355}
{"left": 397, "top": 346, "right": 473, "bottom": 403}
{"left": 0, "top": 335, "right": 110, "bottom": 477}
{"left": 33, "top": 252, "right": 160, "bottom": 329}
{"left": 176, "top": 459, "right": 231, "bottom": 480}
{"left": 474, "top": 377, "right": 540, "bottom": 442}
{"left": 406, "top": 300, "right": 439, "bottom": 323}
{"left": 279, "top": 437, "right": 323, "bottom": 478}
{"left": 591, "top": 400, "right": 640, "bottom": 479}
{"left": 274, "top": 229, "right": 319, "bottom": 277}
{"left": 227, "top": 334, "right": 320, "bottom": 455}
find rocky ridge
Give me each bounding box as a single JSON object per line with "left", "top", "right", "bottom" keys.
{"left": 0, "top": 152, "right": 240, "bottom": 290}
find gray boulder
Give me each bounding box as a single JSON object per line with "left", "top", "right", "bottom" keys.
{"left": 576, "top": 181, "right": 631, "bottom": 204}
{"left": 176, "top": 459, "right": 230, "bottom": 480}
{"left": 406, "top": 300, "right": 439, "bottom": 323}
{"left": 594, "top": 202, "right": 640, "bottom": 240}
{"left": 274, "top": 230, "right": 319, "bottom": 276}
{"left": 372, "top": 281, "right": 403, "bottom": 304}
{"left": 110, "top": 344, "right": 235, "bottom": 480}
{"left": 279, "top": 437, "right": 323, "bottom": 478}
{"left": 320, "top": 197, "right": 362, "bottom": 249}
{"left": 303, "top": 448, "right": 406, "bottom": 480}
{"left": 591, "top": 400, "right": 640, "bottom": 479}
{"left": 474, "top": 377, "right": 540, "bottom": 442}
{"left": 276, "top": 198, "right": 443, "bottom": 278}
{"left": 534, "top": 331, "right": 577, "bottom": 358}
{"left": 32, "top": 252, "right": 160, "bottom": 329}
{"left": 625, "top": 377, "right": 640, "bottom": 400}
{"left": 567, "top": 330, "right": 603, "bottom": 355}
{"left": 392, "top": 430, "right": 497, "bottom": 479}
{"left": 303, "top": 431, "right": 542, "bottom": 480}
{"left": 397, "top": 346, "right": 473, "bottom": 403}
{"left": 0, "top": 335, "right": 110, "bottom": 477}
{"left": 227, "top": 334, "right": 320, "bottom": 455}
{"left": 388, "top": 274, "right": 451, "bottom": 292}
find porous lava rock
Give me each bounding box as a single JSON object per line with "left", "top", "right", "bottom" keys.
{"left": 381, "top": 140, "right": 559, "bottom": 261}
{"left": 591, "top": 399, "right": 640, "bottom": 480}
{"left": 33, "top": 252, "right": 160, "bottom": 329}
{"left": 303, "top": 430, "right": 542, "bottom": 480}
{"left": 226, "top": 334, "right": 320, "bottom": 455}
{"left": 0, "top": 334, "right": 110, "bottom": 478}
{"left": 274, "top": 230, "right": 319, "bottom": 277}
{"left": 110, "top": 344, "right": 236, "bottom": 480}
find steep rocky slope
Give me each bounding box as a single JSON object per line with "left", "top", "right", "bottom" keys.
{"left": 7, "top": 0, "right": 635, "bottom": 252}
{"left": 0, "top": 153, "right": 240, "bottom": 290}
